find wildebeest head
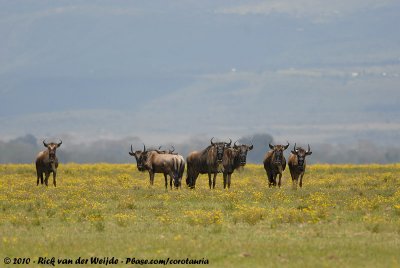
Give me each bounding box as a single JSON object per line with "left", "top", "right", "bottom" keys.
{"left": 173, "top": 175, "right": 181, "bottom": 188}
{"left": 233, "top": 141, "right": 254, "bottom": 166}
{"left": 168, "top": 145, "right": 175, "bottom": 154}
{"left": 269, "top": 142, "right": 289, "bottom": 165}
{"left": 291, "top": 144, "right": 312, "bottom": 171}
{"left": 156, "top": 145, "right": 176, "bottom": 154}
{"left": 43, "top": 139, "right": 62, "bottom": 163}
{"left": 211, "top": 137, "right": 232, "bottom": 162}
{"left": 129, "top": 144, "right": 148, "bottom": 171}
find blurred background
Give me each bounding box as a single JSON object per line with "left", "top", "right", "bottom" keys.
{"left": 1, "top": 0, "right": 399, "bottom": 163}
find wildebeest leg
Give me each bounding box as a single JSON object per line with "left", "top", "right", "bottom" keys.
{"left": 272, "top": 174, "right": 277, "bottom": 187}
{"left": 37, "top": 170, "right": 42, "bottom": 185}
{"left": 163, "top": 174, "right": 168, "bottom": 189}
{"left": 44, "top": 172, "right": 50, "bottom": 186}
{"left": 278, "top": 173, "right": 282, "bottom": 188}
{"left": 267, "top": 172, "right": 273, "bottom": 187}
{"left": 212, "top": 173, "right": 217, "bottom": 189}
{"left": 292, "top": 178, "right": 298, "bottom": 189}
{"left": 149, "top": 171, "right": 155, "bottom": 186}
{"left": 192, "top": 172, "right": 199, "bottom": 189}
{"left": 289, "top": 170, "right": 297, "bottom": 189}
{"left": 186, "top": 171, "right": 192, "bottom": 188}
{"left": 227, "top": 173, "right": 232, "bottom": 189}
{"left": 53, "top": 171, "right": 57, "bottom": 187}
{"left": 208, "top": 173, "right": 212, "bottom": 189}
{"left": 299, "top": 173, "right": 304, "bottom": 188}
{"left": 223, "top": 173, "right": 227, "bottom": 189}
{"left": 168, "top": 171, "right": 175, "bottom": 189}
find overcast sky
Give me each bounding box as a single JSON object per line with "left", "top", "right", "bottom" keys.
{"left": 1, "top": 0, "right": 399, "bottom": 146}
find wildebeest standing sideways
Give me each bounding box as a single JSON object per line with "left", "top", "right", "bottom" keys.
{"left": 36, "top": 140, "right": 62, "bottom": 187}
{"left": 222, "top": 141, "right": 253, "bottom": 189}
{"left": 129, "top": 145, "right": 185, "bottom": 189}
{"left": 288, "top": 144, "right": 312, "bottom": 188}
{"left": 263, "top": 142, "right": 289, "bottom": 187}
{"left": 186, "top": 138, "right": 231, "bottom": 189}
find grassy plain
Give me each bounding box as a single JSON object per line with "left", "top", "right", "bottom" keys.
{"left": 0, "top": 163, "right": 400, "bottom": 267}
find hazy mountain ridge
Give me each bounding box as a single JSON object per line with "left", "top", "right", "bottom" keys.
{"left": 1, "top": 133, "right": 399, "bottom": 164}
{"left": 1, "top": 1, "right": 399, "bottom": 149}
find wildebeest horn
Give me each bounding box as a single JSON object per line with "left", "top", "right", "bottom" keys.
{"left": 57, "top": 140, "right": 62, "bottom": 147}
{"left": 158, "top": 146, "right": 162, "bottom": 150}
{"left": 249, "top": 141, "right": 254, "bottom": 150}
{"left": 43, "top": 139, "right": 49, "bottom": 147}
{"left": 307, "top": 144, "right": 311, "bottom": 153}
{"left": 284, "top": 142, "right": 290, "bottom": 150}
{"left": 269, "top": 143, "right": 274, "bottom": 149}
{"left": 210, "top": 137, "right": 215, "bottom": 146}
{"left": 170, "top": 145, "right": 175, "bottom": 153}
{"left": 226, "top": 138, "right": 232, "bottom": 147}
{"left": 234, "top": 140, "right": 238, "bottom": 148}
{"left": 129, "top": 145, "right": 135, "bottom": 155}
{"left": 293, "top": 143, "right": 297, "bottom": 151}
{"left": 143, "top": 143, "right": 146, "bottom": 152}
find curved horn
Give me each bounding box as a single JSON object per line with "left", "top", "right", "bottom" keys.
{"left": 143, "top": 143, "right": 146, "bottom": 152}
{"left": 129, "top": 145, "right": 135, "bottom": 155}
{"left": 210, "top": 137, "right": 215, "bottom": 146}
{"left": 43, "top": 139, "right": 49, "bottom": 147}
{"left": 284, "top": 141, "right": 290, "bottom": 150}
{"left": 57, "top": 140, "right": 62, "bottom": 147}
{"left": 269, "top": 143, "right": 274, "bottom": 150}
{"left": 234, "top": 140, "right": 238, "bottom": 148}
{"left": 307, "top": 144, "right": 311, "bottom": 153}
{"left": 158, "top": 146, "right": 162, "bottom": 150}
{"left": 226, "top": 138, "right": 232, "bottom": 147}
{"left": 293, "top": 143, "right": 297, "bottom": 151}
{"left": 170, "top": 145, "right": 175, "bottom": 153}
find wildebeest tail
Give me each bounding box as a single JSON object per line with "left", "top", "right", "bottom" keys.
{"left": 171, "top": 156, "right": 184, "bottom": 179}
{"left": 179, "top": 157, "right": 185, "bottom": 179}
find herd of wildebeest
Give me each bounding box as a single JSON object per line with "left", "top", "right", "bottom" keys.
{"left": 35, "top": 138, "right": 312, "bottom": 189}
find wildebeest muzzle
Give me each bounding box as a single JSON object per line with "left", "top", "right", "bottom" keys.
{"left": 49, "top": 152, "right": 56, "bottom": 163}
{"left": 297, "top": 157, "right": 305, "bottom": 171}
{"left": 274, "top": 153, "right": 283, "bottom": 164}
{"left": 216, "top": 146, "right": 224, "bottom": 162}
{"left": 240, "top": 153, "right": 247, "bottom": 165}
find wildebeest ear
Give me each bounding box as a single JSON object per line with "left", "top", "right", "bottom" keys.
{"left": 306, "top": 151, "right": 313, "bottom": 155}
{"left": 249, "top": 144, "right": 254, "bottom": 150}
{"left": 57, "top": 140, "right": 62, "bottom": 147}
{"left": 269, "top": 143, "right": 274, "bottom": 150}
{"left": 129, "top": 152, "right": 134, "bottom": 156}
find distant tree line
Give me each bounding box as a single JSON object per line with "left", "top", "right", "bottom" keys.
{"left": 0, "top": 134, "right": 399, "bottom": 164}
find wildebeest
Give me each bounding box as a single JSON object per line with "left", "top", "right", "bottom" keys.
{"left": 156, "top": 145, "right": 177, "bottom": 155}
{"left": 186, "top": 137, "right": 232, "bottom": 189}
{"left": 129, "top": 144, "right": 185, "bottom": 189}
{"left": 288, "top": 144, "right": 312, "bottom": 188}
{"left": 263, "top": 142, "right": 289, "bottom": 187}
{"left": 222, "top": 141, "right": 253, "bottom": 189}
{"left": 35, "top": 139, "right": 62, "bottom": 187}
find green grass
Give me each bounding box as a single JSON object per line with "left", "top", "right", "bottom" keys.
{"left": 0, "top": 163, "right": 400, "bottom": 267}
